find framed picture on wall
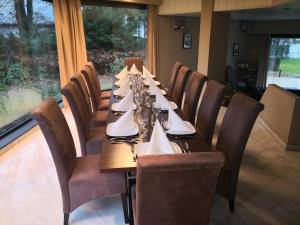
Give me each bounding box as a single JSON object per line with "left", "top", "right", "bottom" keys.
{"left": 183, "top": 33, "right": 192, "bottom": 49}
{"left": 233, "top": 42, "right": 240, "bottom": 56}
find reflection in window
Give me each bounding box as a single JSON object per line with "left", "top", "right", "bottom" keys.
{"left": 81, "top": 3, "right": 147, "bottom": 90}
{"left": 267, "top": 37, "right": 300, "bottom": 89}
{"left": 0, "top": 0, "right": 60, "bottom": 137}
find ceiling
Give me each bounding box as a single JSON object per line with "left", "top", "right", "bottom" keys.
{"left": 231, "top": 0, "right": 300, "bottom": 21}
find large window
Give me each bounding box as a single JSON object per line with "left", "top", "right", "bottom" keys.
{"left": 0, "top": 0, "right": 60, "bottom": 140}
{"left": 267, "top": 37, "right": 300, "bottom": 89}
{"left": 81, "top": 2, "right": 147, "bottom": 90}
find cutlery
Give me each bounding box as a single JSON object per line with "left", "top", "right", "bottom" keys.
{"left": 183, "top": 141, "right": 190, "bottom": 153}
{"left": 113, "top": 111, "right": 125, "bottom": 116}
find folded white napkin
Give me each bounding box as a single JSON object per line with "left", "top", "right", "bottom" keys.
{"left": 156, "top": 91, "right": 176, "bottom": 110}
{"left": 115, "top": 75, "right": 129, "bottom": 86}
{"left": 167, "top": 109, "right": 193, "bottom": 133}
{"left": 111, "top": 90, "right": 134, "bottom": 111}
{"left": 129, "top": 63, "right": 140, "bottom": 74}
{"left": 116, "top": 66, "right": 128, "bottom": 79}
{"left": 135, "top": 120, "right": 177, "bottom": 156}
{"left": 143, "top": 66, "right": 155, "bottom": 78}
{"left": 113, "top": 79, "right": 130, "bottom": 96}
{"left": 106, "top": 106, "right": 138, "bottom": 136}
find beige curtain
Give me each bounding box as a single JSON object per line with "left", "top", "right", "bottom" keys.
{"left": 53, "top": 0, "right": 87, "bottom": 88}
{"left": 146, "top": 5, "right": 158, "bottom": 76}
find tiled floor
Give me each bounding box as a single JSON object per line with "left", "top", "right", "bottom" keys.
{"left": 0, "top": 107, "right": 300, "bottom": 225}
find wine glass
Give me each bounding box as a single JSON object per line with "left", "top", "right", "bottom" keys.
{"left": 152, "top": 102, "right": 161, "bottom": 120}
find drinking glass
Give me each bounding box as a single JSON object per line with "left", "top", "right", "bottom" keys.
{"left": 152, "top": 102, "right": 161, "bottom": 120}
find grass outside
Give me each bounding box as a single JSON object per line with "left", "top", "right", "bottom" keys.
{"left": 279, "top": 59, "right": 300, "bottom": 76}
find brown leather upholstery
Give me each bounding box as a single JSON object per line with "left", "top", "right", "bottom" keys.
{"left": 166, "top": 61, "right": 182, "bottom": 97}
{"left": 86, "top": 62, "right": 112, "bottom": 99}
{"left": 215, "top": 93, "right": 264, "bottom": 211}
{"left": 71, "top": 74, "right": 108, "bottom": 128}
{"left": 124, "top": 57, "right": 143, "bottom": 72}
{"left": 196, "top": 80, "right": 226, "bottom": 146}
{"left": 31, "top": 98, "right": 126, "bottom": 218}
{"left": 133, "top": 152, "right": 225, "bottom": 225}
{"left": 182, "top": 72, "right": 207, "bottom": 124}
{"left": 61, "top": 82, "right": 106, "bottom": 155}
{"left": 171, "top": 66, "right": 191, "bottom": 106}
{"left": 81, "top": 66, "right": 109, "bottom": 112}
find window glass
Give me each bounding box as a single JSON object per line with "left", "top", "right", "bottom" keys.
{"left": 267, "top": 37, "right": 300, "bottom": 89}
{"left": 81, "top": 3, "right": 147, "bottom": 90}
{"left": 0, "top": 0, "right": 60, "bottom": 137}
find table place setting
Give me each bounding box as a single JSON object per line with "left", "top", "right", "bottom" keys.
{"left": 134, "top": 120, "right": 182, "bottom": 156}
{"left": 142, "top": 65, "right": 155, "bottom": 79}
{"left": 155, "top": 90, "right": 177, "bottom": 110}
{"left": 113, "top": 79, "right": 131, "bottom": 97}
{"left": 129, "top": 63, "right": 140, "bottom": 74}
{"left": 115, "top": 74, "right": 130, "bottom": 87}
{"left": 163, "top": 109, "right": 196, "bottom": 136}
{"left": 149, "top": 80, "right": 167, "bottom": 96}
{"left": 106, "top": 106, "right": 139, "bottom": 137}
{"left": 115, "top": 65, "right": 128, "bottom": 80}
{"left": 111, "top": 90, "right": 136, "bottom": 112}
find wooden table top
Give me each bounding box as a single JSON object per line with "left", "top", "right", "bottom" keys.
{"left": 99, "top": 83, "right": 211, "bottom": 173}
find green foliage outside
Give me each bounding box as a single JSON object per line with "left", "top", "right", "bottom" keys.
{"left": 279, "top": 59, "right": 300, "bottom": 76}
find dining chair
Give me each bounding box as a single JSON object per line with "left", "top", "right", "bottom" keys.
{"left": 132, "top": 152, "right": 225, "bottom": 225}
{"left": 71, "top": 73, "right": 108, "bottom": 128}
{"left": 182, "top": 72, "right": 207, "bottom": 124}
{"left": 215, "top": 93, "right": 264, "bottom": 212}
{"left": 124, "top": 57, "right": 143, "bottom": 72}
{"left": 85, "top": 61, "right": 112, "bottom": 99}
{"left": 171, "top": 66, "right": 191, "bottom": 107}
{"left": 62, "top": 82, "right": 106, "bottom": 155}
{"left": 31, "top": 98, "right": 126, "bottom": 225}
{"left": 166, "top": 61, "right": 182, "bottom": 97}
{"left": 195, "top": 80, "right": 226, "bottom": 146}
{"left": 81, "top": 66, "right": 110, "bottom": 111}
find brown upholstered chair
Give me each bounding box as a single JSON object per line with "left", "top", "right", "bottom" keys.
{"left": 133, "top": 152, "right": 225, "bottom": 225}
{"left": 31, "top": 98, "right": 126, "bottom": 225}
{"left": 81, "top": 66, "right": 110, "bottom": 112}
{"left": 85, "top": 62, "right": 112, "bottom": 99}
{"left": 171, "top": 65, "right": 191, "bottom": 107}
{"left": 182, "top": 72, "right": 207, "bottom": 124}
{"left": 166, "top": 61, "right": 182, "bottom": 97}
{"left": 62, "top": 82, "right": 106, "bottom": 155}
{"left": 215, "top": 93, "right": 264, "bottom": 212}
{"left": 124, "top": 57, "right": 143, "bottom": 72}
{"left": 70, "top": 73, "right": 108, "bottom": 128}
{"left": 195, "top": 80, "right": 226, "bottom": 146}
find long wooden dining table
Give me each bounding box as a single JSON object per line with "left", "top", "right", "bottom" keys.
{"left": 98, "top": 80, "right": 212, "bottom": 224}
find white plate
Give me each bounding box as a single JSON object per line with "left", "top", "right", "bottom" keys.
{"left": 106, "top": 122, "right": 139, "bottom": 137}
{"left": 161, "top": 101, "right": 177, "bottom": 111}
{"left": 160, "top": 89, "right": 167, "bottom": 95}
{"left": 111, "top": 103, "right": 136, "bottom": 112}
{"left": 135, "top": 141, "right": 182, "bottom": 156}
{"left": 165, "top": 121, "right": 196, "bottom": 135}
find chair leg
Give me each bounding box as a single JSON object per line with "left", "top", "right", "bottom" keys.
{"left": 64, "top": 213, "right": 69, "bottom": 225}
{"left": 121, "top": 193, "right": 129, "bottom": 224}
{"left": 229, "top": 200, "right": 235, "bottom": 212}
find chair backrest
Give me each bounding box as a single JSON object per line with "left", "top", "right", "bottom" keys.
{"left": 182, "top": 72, "right": 207, "bottom": 124}
{"left": 71, "top": 73, "right": 92, "bottom": 117}
{"left": 216, "top": 93, "right": 264, "bottom": 173}
{"left": 124, "top": 57, "right": 143, "bottom": 72}
{"left": 136, "top": 152, "right": 225, "bottom": 225}
{"left": 86, "top": 61, "right": 97, "bottom": 76}
{"left": 195, "top": 80, "right": 226, "bottom": 146}
{"left": 81, "top": 66, "right": 101, "bottom": 112}
{"left": 171, "top": 66, "right": 191, "bottom": 106}
{"left": 31, "top": 98, "right": 76, "bottom": 212}
{"left": 167, "top": 61, "right": 182, "bottom": 97}
{"left": 61, "top": 82, "right": 91, "bottom": 155}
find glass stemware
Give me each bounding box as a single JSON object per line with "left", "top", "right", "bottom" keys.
{"left": 152, "top": 102, "right": 161, "bottom": 120}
